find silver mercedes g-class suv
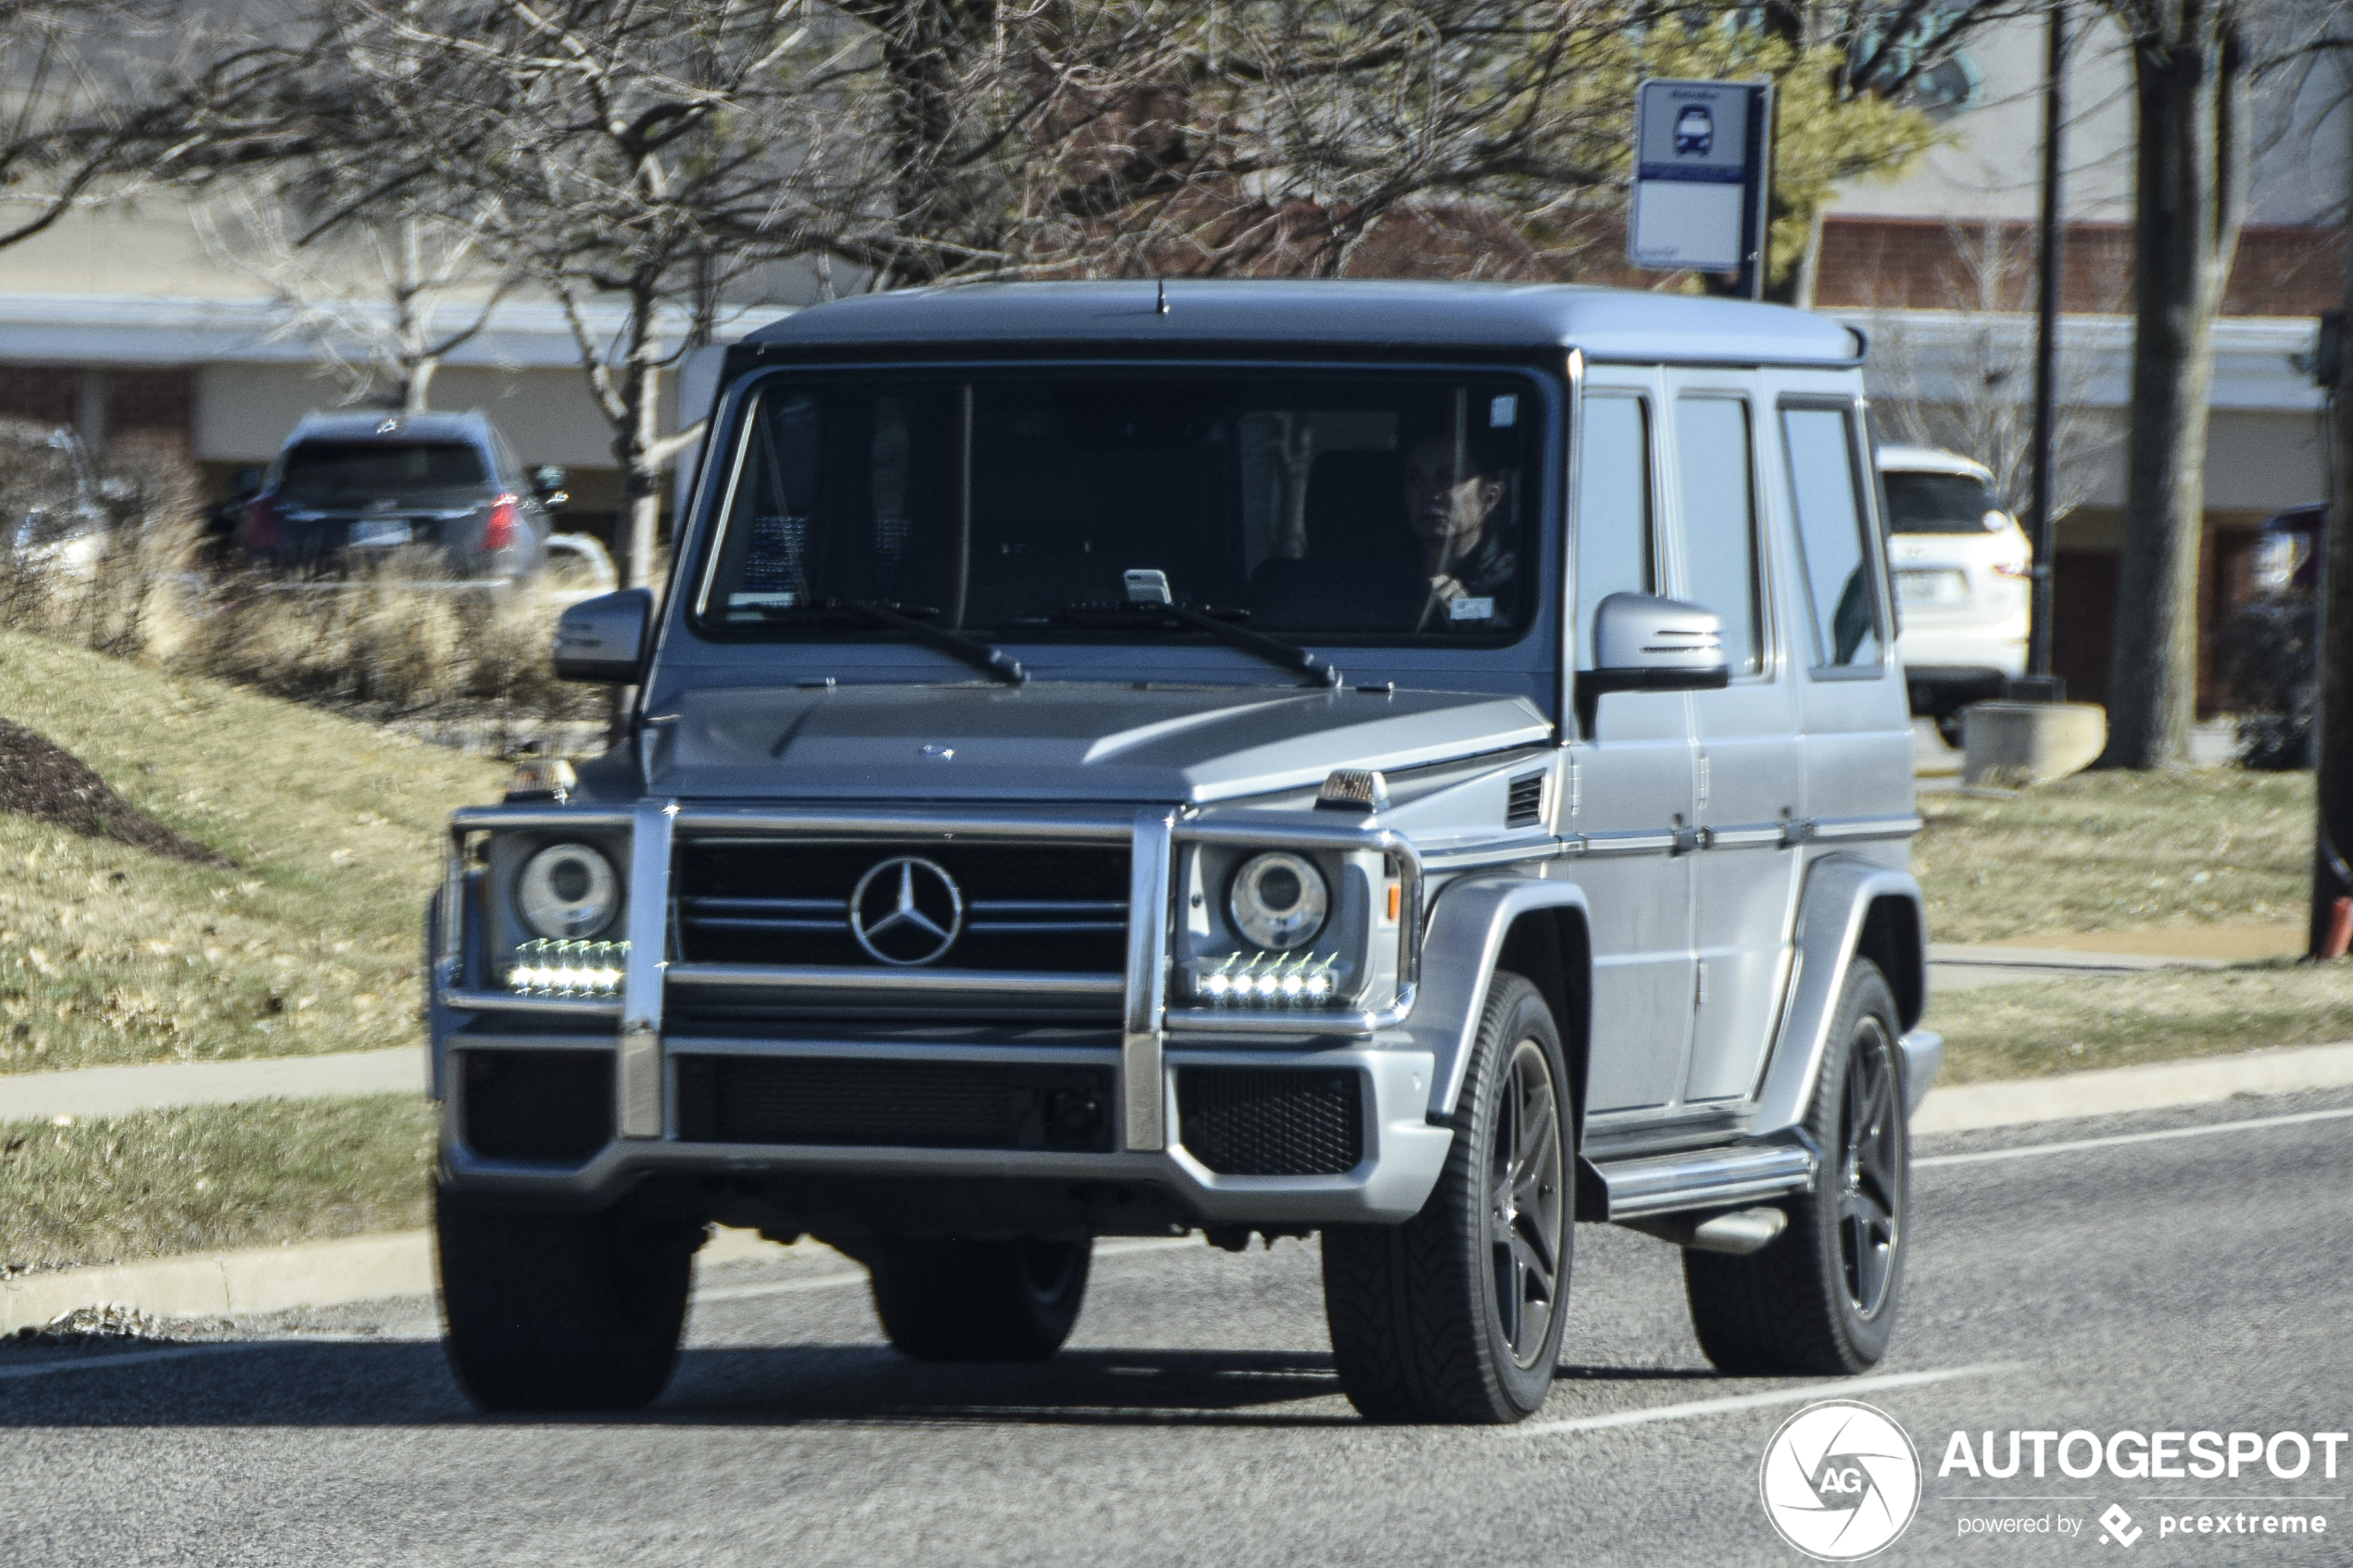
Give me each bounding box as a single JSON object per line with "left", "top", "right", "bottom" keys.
{"left": 428, "top": 281, "right": 1937, "bottom": 1424}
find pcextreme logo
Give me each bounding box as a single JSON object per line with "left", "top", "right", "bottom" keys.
{"left": 1760, "top": 1401, "right": 1923, "bottom": 1561}
{"left": 1759, "top": 1400, "right": 1919, "bottom": 1561}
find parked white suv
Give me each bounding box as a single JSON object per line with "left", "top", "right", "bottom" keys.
{"left": 1879, "top": 445, "right": 2030, "bottom": 742}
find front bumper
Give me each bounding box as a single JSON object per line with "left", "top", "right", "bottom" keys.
{"left": 434, "top": 1027, "right": 1453, "bottom": 1228}
{"left": 434, "top": 799, "right": 1448, "bottom": 1232}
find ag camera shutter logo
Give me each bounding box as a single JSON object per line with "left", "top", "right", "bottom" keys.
{"left": 1759, "top": 1401, "right": 1922, "bottom": 1560}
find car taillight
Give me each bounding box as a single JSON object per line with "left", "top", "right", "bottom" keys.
{"left": 243, "top": 496, "right": 281, "bottom": 551}
{"left": 1991, "top": 560, "right": 2032, "bottom": 579}
{"left": 484, "top": 495, "right": 521, "bottom": 552}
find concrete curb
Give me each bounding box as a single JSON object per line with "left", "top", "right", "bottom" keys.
{"left": 12, "top": 1045, "right": 2352, "bottom": 1334}
{"left": 0, "top": 1047, "right": 428, "bottom": 1123}
{"left": 1911, "top": 1040, "right": 2353, "bottom": 1135}
{"left": 1, "top": 1224, "right": 793, "bottom": 1337}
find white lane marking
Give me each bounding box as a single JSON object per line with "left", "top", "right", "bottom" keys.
{"left": 693, "top": 1235, "right": 1199, "bottom": 1306}
{"left": 1519, "top": 1361, "right": 2018, "bottom": 1437}
{"left": 1917, "top": 1106, "right": 2353, "bottom": 1170}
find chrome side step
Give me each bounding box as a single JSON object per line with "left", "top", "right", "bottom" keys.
{"left": 1584, "top": 1142, "right": 1816, "bottom": 1222}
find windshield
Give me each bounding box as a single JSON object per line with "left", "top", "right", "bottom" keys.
{"left": 1882, "top": 470, "right": 2000, "bottom": 534}
{"left": 278, "top": 441, "right": 489, "bottom": 503}
{"left": 695, "top": 370, "right": 1544, "bottom": 643}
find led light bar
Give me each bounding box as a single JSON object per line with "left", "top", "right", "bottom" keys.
{"left": 1191, "top": 951, "right": 1344, "bottom": 1007}
{"left": 508, "top": 938, "right": 630, "bottom": 997}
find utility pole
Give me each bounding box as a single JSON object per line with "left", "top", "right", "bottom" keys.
{"left": 2309, "top": 93, "right": 2353, "bottom": 958}
{"left": 2015, "top": 1, "right": 2069, "bottom": 704}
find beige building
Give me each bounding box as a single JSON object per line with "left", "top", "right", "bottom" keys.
{"left": 1809, "top": 8, "right": 2337, "bottom": 711}
{"left": 0, "top": 200, "right": 801, "bottom": 543}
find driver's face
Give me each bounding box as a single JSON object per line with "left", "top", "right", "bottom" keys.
{"left": 1403, "top": 440, "right": 1505, "bottom": 550}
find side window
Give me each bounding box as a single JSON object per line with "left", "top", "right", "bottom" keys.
{"left": 1780, "top": 404, "right": 1883, "bottom": 669}
{"left": 1673, "top": 397, "right": 1761, "bottom": 675}
{"left": 1573, "top": 394, "right": 1653, "bottom": 669}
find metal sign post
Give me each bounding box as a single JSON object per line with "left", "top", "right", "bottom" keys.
{"left": 1628, "top": 79, "right": 1774, "bottom": 299}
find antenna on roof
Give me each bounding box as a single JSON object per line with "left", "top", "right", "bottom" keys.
{"left": 1155, "top": 279, "right": 1169, "bottom": 317}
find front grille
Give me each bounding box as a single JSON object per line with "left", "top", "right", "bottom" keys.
{"left": 1176, "top": 1068, "right": 1364, "bottom": 1176}
{"left": 1506, "top": 770, "right": 1546, "bottom": 828}
{"left": 674, "top": 1056, "right": 1115, "bottom": 1151}
{"left": 461, "top": 1049, "right": 611, "bottom": 1163}
{"left": 675, "top": 840, "right": 1129, "bottom": 974}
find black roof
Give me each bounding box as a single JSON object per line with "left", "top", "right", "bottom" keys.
{"left": 742, "top": 280, "right": 1863, "bottom": 366}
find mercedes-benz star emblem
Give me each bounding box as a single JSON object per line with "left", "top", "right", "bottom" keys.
{"left": 849, "top": 856, "right": 964, "bottom": 966}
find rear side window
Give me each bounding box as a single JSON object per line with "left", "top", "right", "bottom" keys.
{"left": 1674, "top": 397, "right": 1761, "bottom": 675}
{"left": 1780, "top": 406, "right": 1882, "bottom": 669}
{"left": 278, "top": 441, "right": 488, "bottom": 501}
{"left": 1573, "top": 394, "right": 1653, "bottom": 669}
{"left": 1883, "top": 470, "right": 2001, "bottom": 534}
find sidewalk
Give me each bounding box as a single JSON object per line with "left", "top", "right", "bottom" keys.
{"left": 1929, "top": 922, "right": 2306, "bottom": 992}
{"left": 0, "top": 1047, "right": 427, "bottom": 1123}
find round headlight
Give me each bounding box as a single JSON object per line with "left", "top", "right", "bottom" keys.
{"left": 517, "top": 842, "right": 620, "bottom": 939}
{"left": 1227, "top": 851, "right": 1328, "bottom": 951}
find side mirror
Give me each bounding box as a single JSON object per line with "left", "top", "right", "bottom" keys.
{"left": 532, "top": 466, "right": 570, "bottom": 508}
{"left": 553, "top": 587, "right": 653, "bottom": 684}
{"left": 1577, "top": 593, "right": 1730, "bottom": 736}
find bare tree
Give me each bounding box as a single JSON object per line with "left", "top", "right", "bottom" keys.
{"left": 1864, "top": 215, "right": 2123, "bottom": 521}
{"left": 249, "top": 0, "right": 845, "bottom": 595}
{"left": 197, "top": 196, "right": 513, "bottom": 413}
{"left": 0, "top": 0, "right": 208, "bottom": 253}
{"left": 2095, "top": 0, "right": 2250, "bottom": 769}
{"left": 799, "top": 2, "right": 1954, "bottom": 291}
{"left": 1739, "top": 1, "right": 2045, "bottom": 305}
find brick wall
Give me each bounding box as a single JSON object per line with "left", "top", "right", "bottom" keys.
{"left": 0, "top": 365, "right": 195, "bottom": 457}
{"left": 1815, "top": 217, "right": 2340, "bottom": 319}
{"left": 0, "top": 366, "right": 81, "bottom": 431}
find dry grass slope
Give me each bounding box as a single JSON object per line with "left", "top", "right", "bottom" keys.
{"left": 1915, "top": 769, "right": 2312, "bottom": 945}
{"left": 0, "top": 1096, "right": 434, "bottom": 1272}
{"left": 0, "top": 629, "right": 509, "bottom": 1073}
{"left": 1930, "top": 961, "right": 2353, "bottom": 1082}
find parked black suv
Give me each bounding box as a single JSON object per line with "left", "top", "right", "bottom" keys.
{"left": 233, "top": 409, "right": 560, "bottom": 582}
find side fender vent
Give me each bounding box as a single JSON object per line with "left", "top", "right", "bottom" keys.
{"left": 1505, "top": 770, "right": 1547, "bottom": 829}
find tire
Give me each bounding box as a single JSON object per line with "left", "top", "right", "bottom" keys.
{"left": 1684, "top": 959, "right": 1909, "bottom": 1375}
{"left": 1321, "top": 971, "right": 1571, "bottom": 1424}
{"left": 436, "top": 1187, "right": 698, "bottom": 1413}
{"left": 868, "top": 1237, "right": 1092, "bottom": 1361}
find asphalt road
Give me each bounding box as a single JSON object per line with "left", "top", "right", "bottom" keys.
{"left": 6, "top": 1088, "right": 2351, "bottom": 1567}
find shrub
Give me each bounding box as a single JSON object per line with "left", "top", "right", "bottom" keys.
{"left": 2217, "top": 597, "right": 2316, "bottom": 771}
{"left": 2, "top": 426, "right": 599, "bottom": 759}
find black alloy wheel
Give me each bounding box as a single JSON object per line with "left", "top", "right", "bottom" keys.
{"left": 1683, "top": 959, "right": 1910, "bottom": 1375}
{"left": 1837, "top": 1013, "right": 1903, "bottom": 1320}
{"left": 1322, "top": 972, "right": 1572, "bottom": 1424}
{"left": 1491, "top": 1038, "right": 1567, "bottom": 1369}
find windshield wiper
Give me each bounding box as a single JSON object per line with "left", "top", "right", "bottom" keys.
{"left": 751, "top": 599, "right": 1026, "bottom": 686}
{"left": 1027, "top": 601, "right": 1341, "bottom": 688}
